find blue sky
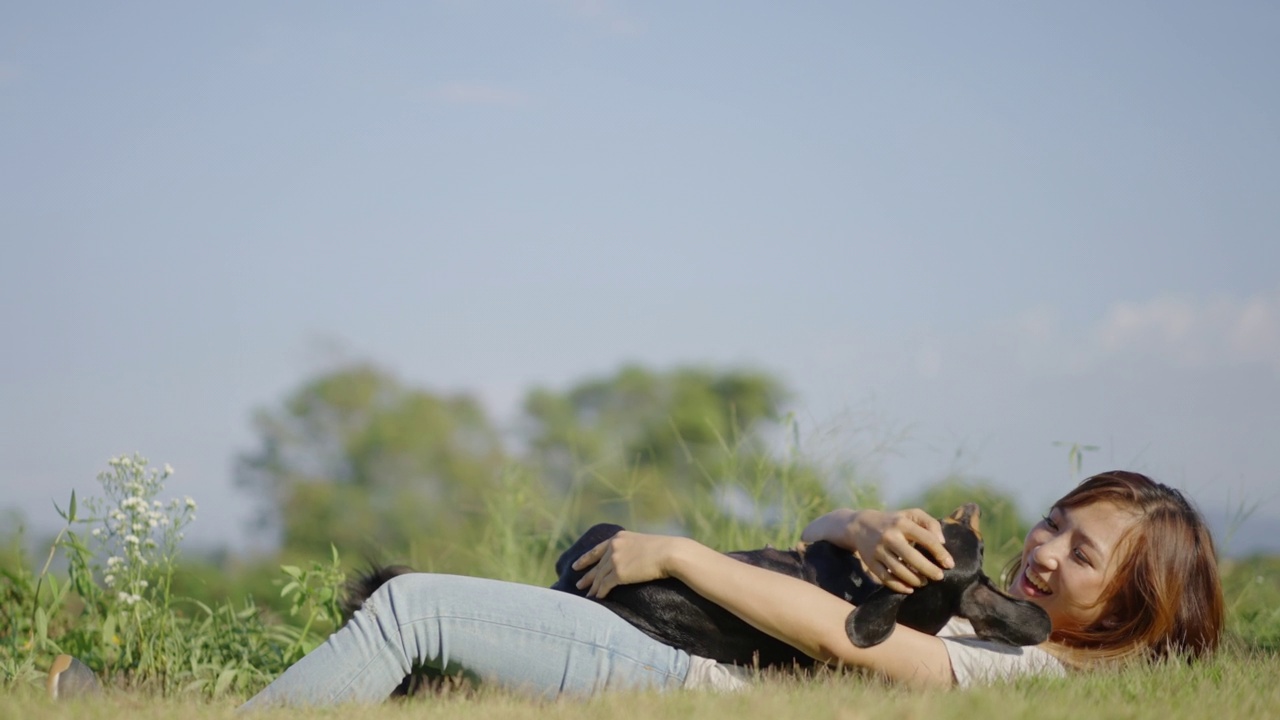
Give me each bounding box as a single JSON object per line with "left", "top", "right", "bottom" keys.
{"left": 3, "top": 2, "right": 1278, "bottom": 555}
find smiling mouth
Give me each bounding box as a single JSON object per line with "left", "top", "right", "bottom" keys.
{"left": 1022, "top": 568, "right": 1054, "bottom": 596}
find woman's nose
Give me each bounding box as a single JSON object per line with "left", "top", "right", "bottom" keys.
{"left": 1028, "top": 544, "right": 1059, "bottom": 571}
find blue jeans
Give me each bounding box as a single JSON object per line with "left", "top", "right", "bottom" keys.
{"left": 239, "top": 573, "right": 692, "bottom": 708}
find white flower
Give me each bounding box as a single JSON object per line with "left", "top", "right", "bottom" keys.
{"left": 91, "top": 528, "right": 102, "bottom": 537}
{"left": 184, "top": 497, "right": 197, "bottom": 510}
{"left": 163, "top": 463, "right": 174, "bottom": 475}
{"left": 138, "top": 580, "right": 149, "bottom": 589}
{"left": 149, "top": 519, "right": 158, "bottom": 528}
{"left": 104, "top": 574, "right": 116, "bottom": 586}
{"left": 125, "top": 534, "right": 140, "bottom": 545}
{"left": 107, "top": 556, "right": 123, "bottom": 568}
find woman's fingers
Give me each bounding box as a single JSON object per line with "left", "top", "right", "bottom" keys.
{"left": 884, "top": 535, "right": 947, "bottom": 582}
{"left": 865, "top": 557, "right": 916, "bottom": 595}
{"left": 571, "top": 539, "right": 610, "bottom": 571}
{"left": 573, "top": 535, "right": 630, "bottom": 598}
{"left": 589, "top": 568, "right": 617, "bottom": 599}
{"left": 904, "top": 508, "right": 944, "bottom": 540}
{"left": 576, "top": 554, "right": 616, "bottom": 598}
{"left": 902, "top": 509, "right": 954, "bottom": 570}
{"left": 875, "top": 546, "right": 928, "bottom": 589}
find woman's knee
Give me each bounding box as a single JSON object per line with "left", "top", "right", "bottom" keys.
{"left": 374, "top": 573, "right": 491, "bottom": 621}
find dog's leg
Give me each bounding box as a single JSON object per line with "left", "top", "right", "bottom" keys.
{"left": 845, "top": 589, "right": 908, "bottom": 648}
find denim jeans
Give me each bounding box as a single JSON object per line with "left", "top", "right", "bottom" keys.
{"left": 239, "top": 573, "right": 692, "bottom": 708}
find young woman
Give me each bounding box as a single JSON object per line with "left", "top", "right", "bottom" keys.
{"left": 50, "top": 471, "right": 1215, "bottom": 705}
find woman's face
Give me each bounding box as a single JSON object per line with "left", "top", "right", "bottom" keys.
{"left": 1007, "top": 500, "right": 1140, "bottom": 632}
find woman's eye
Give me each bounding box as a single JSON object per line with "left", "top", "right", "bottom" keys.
{"left": 1041, "top": 514, "right": 1059, "bottom": 531}
{"left": 1073, "top": 549, "right": 1092, "bottom": 566}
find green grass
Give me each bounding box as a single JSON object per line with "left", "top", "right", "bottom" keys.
{"left": 5, "top": 647, "right": 1279, "bottom": 720}
{"left": 3, "top": 452, "right": 1278, "bottom": 716}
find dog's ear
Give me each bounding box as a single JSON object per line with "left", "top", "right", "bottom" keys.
{"left": 846, "top": 589, "right": 908, "bottom": 648}
{"left": 959, "top": 576, "right": 1052, "bottom": 646}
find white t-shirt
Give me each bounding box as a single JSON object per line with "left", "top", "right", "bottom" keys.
{"left": 681, "top": 617, "right": 1064, "bottom": 691}
{"left": 937, "top": 617, "right": 1066, "bottom": 687}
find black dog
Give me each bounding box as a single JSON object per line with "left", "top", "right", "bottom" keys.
{"left": 343, "top": 504, "right": 1050, "bottom": 673}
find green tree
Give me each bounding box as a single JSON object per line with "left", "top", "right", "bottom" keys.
{"left": 235, "top": 363, "right": 507, "bottom": 557}
{"left": 521, "top": 365, "right": 833, "bottom": 533}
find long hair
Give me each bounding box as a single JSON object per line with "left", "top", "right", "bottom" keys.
{"left": 1002, "top": 471, "right": 1224, "bottom": 667}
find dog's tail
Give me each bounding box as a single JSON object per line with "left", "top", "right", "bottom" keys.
{"left": 340, "top": 563, "right": 417, "bottom": 624}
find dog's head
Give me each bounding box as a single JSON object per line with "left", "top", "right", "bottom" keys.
{"left": 845, "top": 503, "right": 1052, "bottom": 648}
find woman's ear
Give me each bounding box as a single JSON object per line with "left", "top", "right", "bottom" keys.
{"left": 846, "top": 589, "right": 908, "bottom": 648}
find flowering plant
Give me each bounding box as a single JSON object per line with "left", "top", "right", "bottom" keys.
{"left": 5, "top": 453, "right": 346, "bottom": 696}
{"left": 82, "top": 455, "right": 196, "bottom": 608}
{"left": 35, "top": 454, "right": 199, "bottom": 678}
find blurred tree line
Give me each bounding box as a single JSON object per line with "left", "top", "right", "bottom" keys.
{"left": 0, "top": 360, "right": 1052, "bottom": 633}
{"left": 233, "top": 361, "right": 1028, "bottom": 576}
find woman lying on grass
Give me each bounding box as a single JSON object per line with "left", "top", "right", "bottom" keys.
{"left": 49, "top": 471, "right": 1227, "bottom": 705}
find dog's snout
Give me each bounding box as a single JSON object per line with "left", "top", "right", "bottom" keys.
{"left": 945, "top": 503, "right": 982, "bottom": 538}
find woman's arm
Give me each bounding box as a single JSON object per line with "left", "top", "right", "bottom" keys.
{"left": 573, "top": 532, "right": 956, "bottom": 688}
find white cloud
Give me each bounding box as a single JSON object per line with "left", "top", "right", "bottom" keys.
{"left": 1093, "top": 291, "right": 1280, "bottom": 370}
{"left": 907, "top": 289, "right": 1280, "bottom": 383}
{"left": 434, "top": 83, "right": 528, "bottom": 107}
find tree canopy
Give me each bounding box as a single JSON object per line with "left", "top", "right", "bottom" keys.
{"left": 235, "top": 364, "right": 506, "bottom": 556}
{"left": 235, "top": 361, "right": 1028, "bottom": 565}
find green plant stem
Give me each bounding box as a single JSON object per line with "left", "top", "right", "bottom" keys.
{"left": 29, "top": 526, "right": 66, "bottom": 648}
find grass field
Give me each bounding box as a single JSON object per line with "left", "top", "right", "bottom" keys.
{"left": 4, "top": 456, "right": 1279, "bottom": 717}
{"left": 5, "top": 645, "right": 1280, "bottom": 720}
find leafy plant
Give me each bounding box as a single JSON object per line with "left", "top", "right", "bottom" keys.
{"left": 0, "top": 454, "right": 346, "bottom": 698}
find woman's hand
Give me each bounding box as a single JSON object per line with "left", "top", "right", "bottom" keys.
{"left": 571, "top": 531, "right": 691, "bottom": 599}
{"left": 802, "top": 508, "right": 953, "bottom": 594}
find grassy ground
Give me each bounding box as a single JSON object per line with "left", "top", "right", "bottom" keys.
{"left": 5, "top": 457, "right": 1278, "bottom": 716}
{"left": 5, "top": 644, "right": 1279, "bottom": 720}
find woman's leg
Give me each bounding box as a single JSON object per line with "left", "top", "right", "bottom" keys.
{"left": 239, "top": 573, "right": 691, "bottom": 708}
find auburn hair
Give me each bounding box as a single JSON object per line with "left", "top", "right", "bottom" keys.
{"left": 1002, "top": 471, "right": 1224, "bottom": 667}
